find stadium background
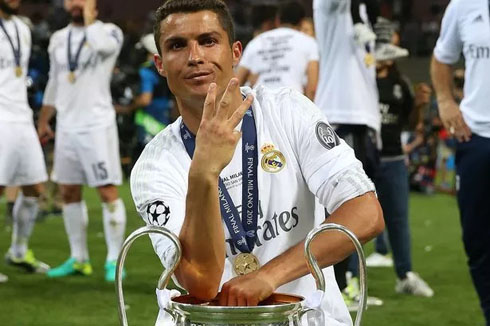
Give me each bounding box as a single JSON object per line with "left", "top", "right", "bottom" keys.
{"left": 1, "top": 0, "right": 483, "bottom": 325}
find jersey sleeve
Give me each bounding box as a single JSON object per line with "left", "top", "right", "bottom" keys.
{"left": 307, "top": 38, "right": 320, "bottom": 62}
{"left": 85, "top": 21, "right": 124, "bottom": 57}
{"left": 239, "top": 40, "right": 257, "bottom": 73}
{"left": 277, "top": 89, "right": 375, "bottom": 214}
{"left": 433, "top": 0, "right": 463, "bottom": 64}
{"left": 130, "top": 139, "right": 187, "bottom": 269}
{"left": 139, "top": 67, "right": 155, "bottom": 94}
{"left": 43, "top": 33, "right": 60, "bottom": 106}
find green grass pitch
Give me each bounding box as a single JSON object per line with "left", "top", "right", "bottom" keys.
{"left": 0, "top": 184, "right": 484, "bottom": 325}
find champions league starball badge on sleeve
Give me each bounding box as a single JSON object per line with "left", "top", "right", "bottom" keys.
{"left": 260, "top": 143, "right": 286, "bottom": 173}
{"left": 146, "top": 201, "right": 171, "bottom": 227}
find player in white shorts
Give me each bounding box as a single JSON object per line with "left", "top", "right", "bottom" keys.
{"left": 0, "top": 0, "right": 50, "bottom": 283}
{"left": 131, "top": 1, "right": 384, "bottom": 325}
{"left": 37, "top": 0, "right": 127, "bottom": 282}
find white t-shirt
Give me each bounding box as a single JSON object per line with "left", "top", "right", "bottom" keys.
{"left": 0, "top": 16, "right": 32, "bottom": 123}
{"left": 131, "top": 86, "right": 376, "bottom": 326}
{"left": 434, "top": 0, "right": 490, "bottom": 138}
{"left": 43, "top": 21, "right": 123, "bottom": 132}
{"left": 239, "top": 27, "right": 319, "bottom": 93}
{"left": 313, "top": 0, "right": 380, "bottom": 132}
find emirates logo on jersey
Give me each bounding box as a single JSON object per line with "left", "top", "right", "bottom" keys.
{"left": 316, "top": 122, "right": 340, "bottom": 150}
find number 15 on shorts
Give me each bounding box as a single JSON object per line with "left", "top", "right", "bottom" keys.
{"left": 92, "top": 162, "right": 108, "bottom": 181}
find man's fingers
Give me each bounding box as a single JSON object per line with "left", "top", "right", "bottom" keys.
{"left": 217, "top": 289, "right": 228, "bottom": 306}
{"left": 236, "top": 295, "right": 247, "bottom": 307}
{"left": 216, "top": 78, "right": 239, "bottom": 119}
{"left": 202, "top": 83, "right": 217, "bottom": 120}
{"left": 228, "top": 95, "right": 254, "bottom": 128}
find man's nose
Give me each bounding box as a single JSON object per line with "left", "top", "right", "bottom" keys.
{"left": 188, "top": 41, "right": 204, "bottom": 65}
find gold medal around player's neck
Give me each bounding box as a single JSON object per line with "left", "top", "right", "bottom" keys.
{"left": 68, "top": 71, "right": 76, "bottom": 83}
{"left": 15, "top": 66, "right": 22, "bottom": 77}
{"left": 364, "top": 53, "right": 375, "bottom": 67}
{"left": 233, "top": 253, "right": 260, "bottom": 276}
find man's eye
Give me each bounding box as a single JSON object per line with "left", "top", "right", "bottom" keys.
{"left": 203, "top": 38, "right": 216, "bottom": 46}
{"left": 170, "top": 42, "right": 185, "bottom": 50}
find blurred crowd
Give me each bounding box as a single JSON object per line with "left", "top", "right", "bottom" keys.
{"left": 7, "top": 1, "right": 457, "bottom": 222}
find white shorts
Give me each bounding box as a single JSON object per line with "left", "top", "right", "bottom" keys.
{"left": 0, "top": 121, "right": 48, "bottom": 186}
{"left": 52, "top": 123, "right": 122, "bottom": 187}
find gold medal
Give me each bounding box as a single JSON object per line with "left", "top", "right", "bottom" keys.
{"left": 233, "top": 253, "right": 260, "bottom": 276}
{"left": 364, "top": 53, "right": 375, "bottom": 67}
{"left": 15, "top": 66, "right": 22, "bottom": 77}
{"left": 68, "top": 71, "right": 76, "bottom": 83}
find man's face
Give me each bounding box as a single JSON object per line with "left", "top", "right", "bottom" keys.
{"left": 155, "top": 10, "right": 242, "bottom": 103}
{"left": 64, "top": 0, "right": 85, "bottom": 23}
{"left": 0, "top": 0, "right": 21, "bottom": 15}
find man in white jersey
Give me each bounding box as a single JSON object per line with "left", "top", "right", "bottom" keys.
{"left": 130, "top": 1, "right": 384, "bottom": 325}
{"left": 432, "top": 1, "right": 490, "bottom": 324}
{"left": 0, "top": 0, "right": 50, "bottom": 282}
{"left": 237, "top": 1, "right": 319, "bottom": 100}
{"left": 37, "top": 0, "right": 127, "bottom": 282}
{"left": 313, "top": 0, "right": 380, "bottom": 303}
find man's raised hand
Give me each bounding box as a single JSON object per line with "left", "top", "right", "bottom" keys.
{"left": 192, "top": 78, "right": 254, "bottom": 177}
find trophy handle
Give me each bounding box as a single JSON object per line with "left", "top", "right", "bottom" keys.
{"left": 304, "top": 223, "right": 367, "bottom": 326}
{"left": 116, "top": 225, "right": 182, "bottom": 326}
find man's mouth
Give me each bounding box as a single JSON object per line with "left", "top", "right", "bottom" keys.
{"left": 185, "top": 71, "right": 213, "bottom": 81}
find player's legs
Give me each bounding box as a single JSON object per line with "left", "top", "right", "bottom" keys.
{"left": 6, "top": 183, "right": 50, "bottom": 273}
{"left": 1, "top": 122, "right": 49, "bottom": 274}
{"left": 47, "top": 184, "right": 92, "bottom": 278}
{"left": 456, "top": 135, "right": 490, "bottom": 324}
{"left": 97, "top": 184, "right": 126, "bottom": 282}
{"left": 47, "top": 131, "right": 93, "bottom": 278}
{"left": 76, "top": 124, "right": 126, "bottom": 281}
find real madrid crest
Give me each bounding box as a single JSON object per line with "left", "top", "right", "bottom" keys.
{"left": 260, "top": 143, "right": 286, "bottom": 173}
{"left": 364, "top": 53, "right": 375, "bottom": 67}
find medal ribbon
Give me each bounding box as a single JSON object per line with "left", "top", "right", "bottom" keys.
{"left": 67, "top": 29, "right": 86, "bottom": 75}
{"left": 180, "top": 107, "right": 259, "bottom": 253}
{"left": 0, "top": 19, "right": 21, "bottom": 71}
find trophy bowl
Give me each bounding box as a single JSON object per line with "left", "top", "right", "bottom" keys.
{"left": 115, "top": 224, "right": 367, "bottom": 326}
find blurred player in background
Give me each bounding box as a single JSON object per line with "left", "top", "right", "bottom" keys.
{"left": 432, "top": 0, "right": 490, "bottom": 323}
{"left": 313, "top": 0, "right": 381, "bottom": 308}
{"left": 369, "top": 22, "right": 434, "bottom": 297}
{"left": 237, "top": 1, "right": 318, "bottom": 100}
{"left": 37, "top": 0, "right": 126, "bottom": 282}
{"left": 0, "top": 0, "right": 50, "bottom": 283}
{"left": 235, "top": 2, "right": 278, "bottom": 86}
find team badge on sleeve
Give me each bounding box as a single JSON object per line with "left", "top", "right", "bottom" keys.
{"left": 146, "top": 201, "right": 171, "bottom": 226}
{"left": 316, "top": 122, "right": 340, "bottom": 150}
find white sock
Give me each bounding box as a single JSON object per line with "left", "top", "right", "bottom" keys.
{"left": 62, "top": 201, "right": 89, "bottom": 262}
{"left": 102, "top": 198, "right": 126, "bottom": 262}
{"left": 10, "top": 193, "right": 39, "bottom": 258}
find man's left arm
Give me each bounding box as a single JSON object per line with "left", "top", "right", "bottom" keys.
{"left": 84, "top": 0, "right": 123, "bottom": 56}
{"left": 218, "top": 90, "right": 384, "bottom": 306}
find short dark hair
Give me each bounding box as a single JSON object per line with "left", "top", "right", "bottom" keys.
{"left": 279, "top": 1, "right": 306, "bottom": 26}
{"left": 153, "top": 0, "right": 235, "bottom": 55}
{"left": 250, "top": 4, "right": 278, "bottom": 30}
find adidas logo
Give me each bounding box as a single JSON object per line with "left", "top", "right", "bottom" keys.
{"left": 473, "top": 14, "right": 484, "bottom": 23}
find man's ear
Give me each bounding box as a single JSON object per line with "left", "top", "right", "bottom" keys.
{"left": 154, "top": 54, "right": 167, "bottom": 77}
{"left": 231, "top": 41, "right": 243, "bottom": 68}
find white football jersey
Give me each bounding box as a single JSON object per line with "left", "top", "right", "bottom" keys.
{"left": 0, "top": 16, "right": 32, "bottom": 123}
{"left": 434, "top": 0, "right": 490, "bottom": 138}
{"left": 313, "top": 0, "right": 380, "bottom": 132}
{"left": 239, "top": 27, "right": 319, "bottom": 93}
{"left": 131, "top": 86, "right": 375, "bottom": 326}
{"left": 43, "top": 21, "right": 123, "bottom": 131}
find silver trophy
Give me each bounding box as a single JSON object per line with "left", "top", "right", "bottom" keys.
{"left": 116, "top": 223, "right": 367, "bottom": 326}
